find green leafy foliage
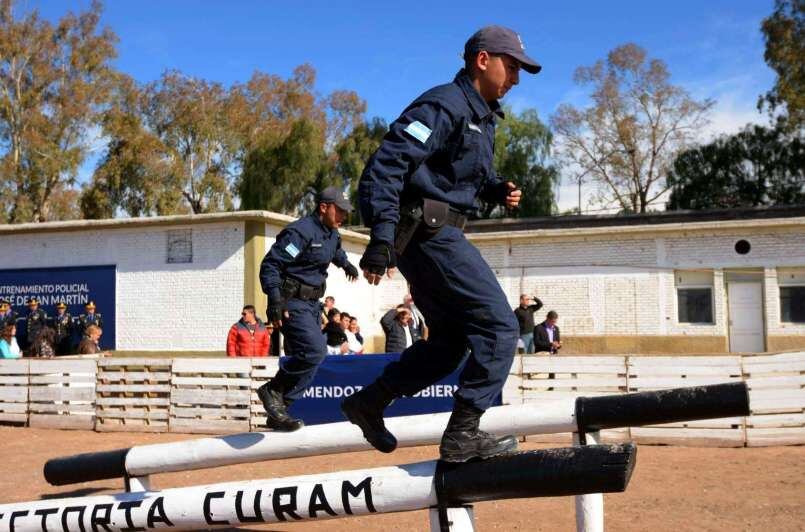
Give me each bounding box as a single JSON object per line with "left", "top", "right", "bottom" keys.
{"left": 667, "top": 124, "right": 804, "bottom": 209}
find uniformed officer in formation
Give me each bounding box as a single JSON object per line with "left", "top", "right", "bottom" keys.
{"left": 342, "top": 26, "right": 540, "bottom": 463}
{"left": 77, "top": 301, "right": 103, "bottom": 339}
{"left": 51, "top": 302, "right": 74, "bottom": 356}
{"left": 257, "top": 186, "right": 360, "bottom": 431}
{"left": 0, "top": 300, "right": 18, "bottom": 327}
{"left": 25, "top": 298, "right": 48, "bottom": 350}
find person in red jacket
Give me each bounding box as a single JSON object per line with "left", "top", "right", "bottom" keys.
{"left": 227, "top": 305, "right": 271, "bottom": 357}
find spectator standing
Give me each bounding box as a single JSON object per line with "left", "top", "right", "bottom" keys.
{"left": 226, "top": 305, "right": 271, "bottom": 357}
{"left": 78, "top": 324, "right": 103, "bottom": 355}
{"left": 51, "top": 302, "right": 74, "bottom": 356}
{"left": 534, "top": 310, "right": 561, "bottom": 354}
{"left": 346, "top": 316, "right": 364, "bottom": 354}
{"left": 513, "top": 294, "right": 543, "bottom": 354}
{"left": 323, "top": 308, "right": 349, "bottom": 354}
{"left": 403, "top": 294, "right": 427, "bottom": 341}
{"left": 0, "top": 324, "right": 21, "bottom": 359}
{"left": 24, "top": 298, "right": 47, "bottom": 353}
{"left": 321, "top": 296, "right": 336, "bottom": 329}
{"left": 380, "top": 306, "right": 415, "bottom": 353}
{"left": 29, "top": 326, "right": 56, "bottom": 358}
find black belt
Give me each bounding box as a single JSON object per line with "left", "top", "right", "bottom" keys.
{"left": 445, "top": 210, "right": 468, "bottom": 231}
{"left": 280, "top": 278, "right": 325, "bottom": 301}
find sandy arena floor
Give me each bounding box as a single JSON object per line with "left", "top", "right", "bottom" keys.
{"left": 0, "top": 426, "right": 803, "bottom": 531}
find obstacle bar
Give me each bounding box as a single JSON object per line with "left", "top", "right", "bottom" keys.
{"left": 7, "top": 444, "right": 636, "bottom": 531}
{"left": 44, "top": 382, "right": 748, "bottom": 486}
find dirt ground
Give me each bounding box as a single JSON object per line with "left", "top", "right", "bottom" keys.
{"left": 0, "top": 426, "right": 803, "bottom": 531}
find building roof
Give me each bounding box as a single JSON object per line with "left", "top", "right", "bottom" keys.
{"left": 465, "top": 204, "right": 805, "bottom": 234}
{"left": 0, "top": 210, "right": 371, "bottom": 243}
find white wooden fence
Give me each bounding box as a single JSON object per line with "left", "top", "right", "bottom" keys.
{"left": 1, "top": 352, "right": 803, "bottom": 447}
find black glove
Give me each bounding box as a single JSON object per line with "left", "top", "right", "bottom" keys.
{"left": 359, "top": 240, "right": 396, "bottom": 275}
{"left": 344, "top": 262, "right": 359, "bottom": 281}
{"left": 267, "top": 297, "right": 285, "bottom": 325}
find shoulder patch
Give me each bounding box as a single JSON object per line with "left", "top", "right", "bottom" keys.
{"left": 467, "top": 122, "right": 482, "bottom": 133}
{"left": 403, "top": 120, "right": 432, "bottom": 144}
{"left": 284, "top": 242, "right": 300, "bottom": 258}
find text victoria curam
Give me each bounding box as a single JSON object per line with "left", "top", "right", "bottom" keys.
{"left": 0, "top": 477, "right": 376, "bottom": 531}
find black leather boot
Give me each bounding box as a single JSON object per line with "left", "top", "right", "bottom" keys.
{"left": 257, "top": 373, "right": 304, "bottom": 432}
{"left": 341, "top": 380, "right": 398, "bottom": 453}
{"left": 439, "top": 399, "right": 518, "bottom": 462}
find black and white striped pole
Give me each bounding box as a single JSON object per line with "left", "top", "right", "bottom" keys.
{"left": 3, "top": 444, "right": 637, "bottom": 532}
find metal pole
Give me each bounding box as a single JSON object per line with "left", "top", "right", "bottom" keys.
{"left": 573, "top": 431, "right": 604, "bottom": 532}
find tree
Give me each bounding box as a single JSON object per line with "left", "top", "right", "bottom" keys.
{"left": 551, "top": 43, "right": 713, "bottom": 214}
{"left": 483, "top": 107, "right": 558, "bottom": 218}
{"left": 235, "top": 66, "right": 369, "bottom": 216}
{"left": 759, "top": 0, "right": 804, "bottom": 131}
{"left": 331, "top": 117, "right": 387, "bottom": 222}
{"left": 81, "top": 74, "right": 184, "bottom": 219}
{"left": 0, "top": 0, "right": 118, "bottom": 222}
{"left": 238, "top": 118, "right": 325, "bottom": 215}
{"left": 667, "top": 124, "right": 804, "bottom": 210}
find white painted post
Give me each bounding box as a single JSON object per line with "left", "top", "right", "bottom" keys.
{"left": 573, "top": 430, "right": 604, "bottom": 532}
{"left": 125, "top": 475, "right": 151, "bottom": 492}
{"left": 429, "top": 506, "right": 475, "bottom": 531}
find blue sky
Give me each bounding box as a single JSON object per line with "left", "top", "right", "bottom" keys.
{"left": 22, "top": 1, "right": 777, "bottom": 210}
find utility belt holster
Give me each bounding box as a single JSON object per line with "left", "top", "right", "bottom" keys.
{"left": 394, "top": 198, "right": 468, "bottom": 255}
{"left": 280, "top": 278, "right": 325, "bottom": 301}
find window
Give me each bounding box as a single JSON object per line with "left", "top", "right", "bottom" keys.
{"left": 167, "top": 229, "right": 193, "bottom": 263}
{"left": 778, "top": 268, "right": 805, "bottom": 323}
{"left": 675, "top": 270, "right": 714, "bottom": 324}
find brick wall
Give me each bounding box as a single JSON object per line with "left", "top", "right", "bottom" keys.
{"left": 0, "top": 222, "right": 245, "bottom": 351}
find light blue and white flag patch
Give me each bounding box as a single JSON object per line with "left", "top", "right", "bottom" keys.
{"left": 284, "top": 242, "right": 300, "bottom": 258}
{"left": 403, "top": 120, "right": 432, "bottom": 144}
{"left": 467, "top": 122, "right": 482, "bottom": 133}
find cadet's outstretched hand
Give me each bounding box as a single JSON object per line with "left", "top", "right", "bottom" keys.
{"left": 344, "top": 262, "right": 359, "bottom": 282}
{"left": 359, "top": 241, "right": 397, "bottom": 285}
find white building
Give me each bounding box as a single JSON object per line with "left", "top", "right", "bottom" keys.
{"left": 1, "top": 206, "right": 803, "bottom": 354}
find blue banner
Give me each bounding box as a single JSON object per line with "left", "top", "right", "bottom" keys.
{"left": 0, "top": 265, "right": 116, "bottom": 350}
{"left": 288, "top": 353, "right": 502, "bottom": 425}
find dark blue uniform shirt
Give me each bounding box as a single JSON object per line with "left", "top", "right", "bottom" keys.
{"left": 260, "top": 214, "right": 349, "bottom": 300}
{"left": 359, "top": 69, "right": 506, "bottom": 244}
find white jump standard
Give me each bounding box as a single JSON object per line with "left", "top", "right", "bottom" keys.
{"left": 2, "top": 444, "right": 637, "bottom": 531}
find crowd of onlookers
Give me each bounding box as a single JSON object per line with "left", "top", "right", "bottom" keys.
{"left": 0, "top": 298, "right": 105, "bottom": 359}
{"left": 225, "top": 291, "right": 561, "bottom": 358}
{"left": 226, "top": 296, "right": 369, "bottom": 357}
{"left": 514, "top": 293, "right": 561, "bottom": 354}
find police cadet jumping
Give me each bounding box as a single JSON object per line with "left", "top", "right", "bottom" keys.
{"left": 257, "top": 186, "right": 360, "bottom": 431}
{"left": 341, "top": 25, "right": 542, "bottom": 462}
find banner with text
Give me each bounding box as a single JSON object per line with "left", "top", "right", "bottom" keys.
{"left": 288, "top": 353, "right": 502, "bottom": 425}
{"left": 0, "top": 265, "right": 116, "bottom": 349}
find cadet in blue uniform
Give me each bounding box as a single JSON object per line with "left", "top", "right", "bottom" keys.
{"left": 51, "top": 302, "right": 74, "bottom": 356}
{"left": 257, "top": 187, "right": 360, "bottom": 431}
{"left": 77, "top": 301, "right": 103, "bottom": 343}
{"left": 342, "top": 26, "right": 541, "bottom": 462}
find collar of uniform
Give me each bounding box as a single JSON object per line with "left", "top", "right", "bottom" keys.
{"left": 310, "top": 213, "right": 332, "bottom": 236}
{"left": 454, "top": 69, "right": 505, "bottom": 121}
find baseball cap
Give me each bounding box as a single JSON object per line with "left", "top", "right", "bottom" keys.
{"left": 464, "top": 25, "right": 542, "bottom": 74}
{"left": 318, "top": 186, "right": 353, "bottom": 212}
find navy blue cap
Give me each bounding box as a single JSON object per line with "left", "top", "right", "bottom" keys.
{"left": 318, "top": 186, "right": 353, "bottom": 212}
{"left": 464, "top": 25, "right": 542, "bottom": 74}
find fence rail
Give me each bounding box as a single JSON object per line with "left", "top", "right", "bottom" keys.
{"left": 0, "top": 352, "right": 803, "bottom": 447}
